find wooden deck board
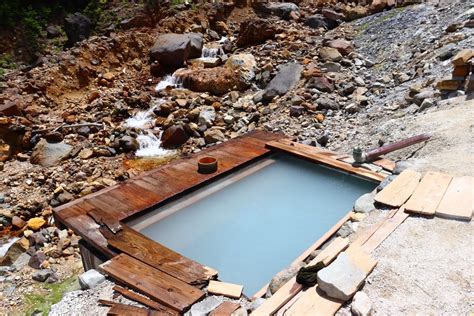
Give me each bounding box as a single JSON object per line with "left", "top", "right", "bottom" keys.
{"left": 105, "top": 226, "right": 217, "bottom": 286}
{"left": 266, "top": 139, "right": 386, "bottom": 182}
{"left": 374, "top": 170, "right": 421, "bottom": 207}
{"left": 107, "top": 302, "right": 162, "bottom": 316}
{"left": 436, "top": 176, "right": 474, "bottom": 221}
{"left": 112, "top": 286, "right": 178, "bottom": 315}
{"left": 405, "top": 172, "right": 453, "bottom": 216}
{"left": 100, "top": 254, "right": 205, "bottom": 313}
{"left": 210, "top": 302, "right": 241, "bottom": 316}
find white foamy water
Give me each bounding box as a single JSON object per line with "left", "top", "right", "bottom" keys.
{"left": 135, "top": 131, "right": 173, "bottom": 157}
{"left": 155, "top": 73, "right": 184, "bottom": 92}
{"left": 201, "top": 47, "right": 224, "bottom": 58}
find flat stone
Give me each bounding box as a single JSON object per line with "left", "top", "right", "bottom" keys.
{"left": 28, "top": 251, "right": 47, "bottom": 270}
{"left": 354, "top": 193, "right": 376, "bottom": 213}
{"left": 30, "top": 139, "right": 73, "bottom": 167}
{"left": 319, "top": 47, "right": 343, "bottom": 62}
{"left": 32, "top": 269, "right": 53, "bottom": 282}
{"left": 78, "top": 269, "right": 105, "bottom": 290}
{"left": 188, "top": 296, "right": 222, "bottom": 316}
{"left": 263, "top": 63, "right": 303, "bottom": 101}
{"left": 12, "top": 253, "right": 31, "bottom": 271}
{"left": 351, "top": 291, "right": 372, "bottom": 316}
{"left": 337, "top": 222, "right": 355, "bottom": 238}
{"left": 317, "top": 253, "right": 366, "bottom": 301}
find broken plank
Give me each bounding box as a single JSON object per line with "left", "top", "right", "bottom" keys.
{"left": 374, "top": 170, "right": 421, "bottom": 207}
{"left": 209, "top": 302, "right": 241, "bottom": 316}
{"left": 107, "top": 302, "right": 162, "bottom": 316}
{"left": 105, "top": 226, "right": 217, "bottom": 286}
{"left": 345, "top": 247, "right": 377, "bottom": 275}
{"left": 100, "top": 254, "right": 205, "bottom": 313}
{"left": 405, "top": 171, "right": 453, "bottom": 216}
{"left": 208, "top": 280, "right": 243, "bottom": 299}
{"left": 266, "top": 140, "right": 386, "bottom": 182}
{"left": 112, "top": 286, "right": 178, "bottom": 316}
{"left": 372, "top": 158, "right": 396, "bottom": 172}
{"left": 252, "top": 237, "right": 349, "bottom": 316}
{"left": 361, "top": 207, "right": 410, "bottom": 253}
{"left": 436, "top": 176, "right": 474, "bottom": 221}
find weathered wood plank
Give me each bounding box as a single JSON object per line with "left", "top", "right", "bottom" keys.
{"left": 372, "top": 158, "right": 396, "bottom": 172}
{"left": 107, "top": 302, "right": 161, "bottom": 316}
{"left": 436, "top": 176, "right": 474, "bottom": 221}
{"left": 105, "top": 226, "right": 217, "bottom": 286}
{"left": 361, "top": 207, "right": 410, "bottom": 253}
{"left": 208, "top": 280, "right": 243, "bottom": 299}
{"left": 252, "top": 236, "right": 349, "bottom": 316}
{"left": 284, "top": 286, "right": 344, "bottom": 316}
{"left": 100, "top": 254, "right": 205, "bottom": 313}
{"left": 405, "top": 172, "right": 453, "bottom": 216}
{"left": 210, "top": 302, "right": 241, "bottom": 316}
{"left": 112, "top": 286, "right": 178, "bottom": 315}
{"left": 266, "top": 139, "right": 386, "bottom": 182}
{"left": 374, "top": 170, "right": 421, "bottom": 207}
{"left": 321, "top": 237, "right": 350, "bottom": 266}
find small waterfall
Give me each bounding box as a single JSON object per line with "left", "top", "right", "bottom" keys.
{"left": 135, "top": 131, "right": 172, "bottom": 157}
{"left": 155, "top": 73, "right": 184, "bottom": 92}
{"left": 123, "top": 99, "right": 174, "bottom": 157}
{"left": 201, "top": 47, "right": 224, "bottom": 58}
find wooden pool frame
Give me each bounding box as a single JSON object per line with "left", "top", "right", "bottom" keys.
{"left": 53, "top": 130, "right": 387, "bottom": 304}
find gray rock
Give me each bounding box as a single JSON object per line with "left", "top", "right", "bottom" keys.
{"left": 150, "top": 33, "right": 203, "bottom": 68}
{"left": 12, "top": 253, "right": 31, "bottom": 271}
{"left": 317, "top": 253, "right": 366, "bottom": 301}
{"left": 204, "top": 128, "right": 225, "bottom": 144}
{"left": 119, "top": 136, "right": 139, "bottom": 152}
{"left": 418, "top": 98, "right": 436, "bottom": 111}
{"left": 247, "top": 298, "right": 265, "bottom": 312}
{"left": 413, "top": 89, "right": 437, "bottom": 105}
{"left": 268, "top": 262, "right": 305, "bottom": 295}
{"left": 377, "top": 175, "right": 396, "bottom": 192}
{"left": 188, "top": 296, "right": 222, "bottom": 316}
{"left": 32, "top": 269, "right": 53, "bottom": 282}
{"left": 263, "top": 63, "right": 303, "bottom": 101}
{"left": 306, "top": 14, "right": 331, "bottom": 30}
{"left": 351, "top": 291, "right": 372, "bottom": 316}
{"left": 317, "top": 96, "right": 339, "bottom": 110}
{"left": 392, "top": 160, "right": 411, "bottom": 175}
{"left": 198, "top": 106, "right": 216, "bottom": 127}
{"left": 46, "top": 25, "right": 61, "bottom": 39}
{"left": 28, "top": 251, "right": 47, "bottom": 270}
{"left": 337, "top": 222, "right": 355, "bottom": 238}
{"left": 319, "top": 47, "right": 343, "bottom": 62}
{"left": 78, "top": 269, "right": 105, "bottom": 290}
{"left": 322, "top": 62, "right": 341, "bottom": 73}
{"left": 64, "top": 13, "right": 91, "bottom": 47}
{"left": 354, "top": 193, "right": 376, "bottom": 213}
{"left": 30, "top": 139, "right": 73, "bottom": 167}
{"left": 261, "top": 2, "right": 299, "bottom": 20}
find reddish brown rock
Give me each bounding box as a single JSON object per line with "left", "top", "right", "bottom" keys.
{"left": 326, "top": 39, "right": 354, "bottom": 56}
{"left": 308, "top": 76, "right": 335, "bottom": 92}
{"left": 160, "top": 125, "right": 190, "bottom": 148}
{"left": 0, "top": 101, "right": 22, "bottom": 116}
{"left": 176, "top": 67, "right": 248, "bottom": 95}
{"left": 12, "top": 216, "right": 26, "bottom": 229}
{"left": 236, "top": 18, "right": 277, "bottom": 47}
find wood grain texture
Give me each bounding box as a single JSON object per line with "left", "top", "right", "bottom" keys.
{"left": 100, "top": 254, "right": 205, "bottom": 313}
{"left": 107, "top": 302, "right": 162, "bottom": 316}
{"left": 112, "top": 286, "right": 178, "bottom": 316}
{"left": 405, "top": 172, "right": 453, "bottom": 216}
{"left": 266, "top": 139, "right": 386, "bottom": 182}
{"left": 208, "top": 280, "right": 243, "bottom": 299}
{"left": 284, "top": 286, "right": 344, "bottom": 316}
{"left": 209, "top": 302, "right": 241, "bottom": 316}
{"left": 436, "top": 176, "right": 474, "bottom": 221}
{"left": 374, "top": 170, "right": 421, "bottom": 207}
{"left": 105, "top": 226, "right": 217, "bottom": 286}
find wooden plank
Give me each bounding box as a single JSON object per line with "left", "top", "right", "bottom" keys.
{"left": 436, "top": 176, "right": 474, "bottom": 221}
{"left": 209, "top": 302, "right": 241, "bottom": 316}
{"left": 107, "top": 302, "right": 161, "bottom": 316}
{"left": 361, "top": 207, "right": 410, "bottom": 253}
{"left": 405, "top": 172, "right": 453, "bottom": 216}
{"left": 321, "top": 237, "right": 350, "bottom": 266}
{"left": 374, "top": 170, "right": 421, "bottom": 207}
{"left": 285, "top": 286, "right": 344, "bottom": 316}
{"left": 252, "top": 236, "right": 350, "bottom": 316}
{"left": 345, "top": 246, "right": 377, "bottom": 275}
{"left": 208, "top": 280, "right": 243, "bottom": 299}
{"left": 112, "top": 286, "right": 178, "bottom": 316}
{"left": 105, "top": 226, "right": 217, "bottom": 286}
{"left": 100, "top": 254, "right": 205, "bottom": 313}
{"left": 266, "top": 139, "right": 386, "bottom": 182}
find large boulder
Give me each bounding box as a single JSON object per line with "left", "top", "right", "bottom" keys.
{"left": 30, "top": 139, "right": 73, "bottom": 167}
{"left": 259, "top": 2, "right": 300, "bottom": 20}
{"left": 263, "top": 63, "right": 303, "bottom": 101}
{"left": 175, "top": 54, "right": 256, "bottom": 95}
{"left": 236, "top": 18, "right": 276, "bottom": 47}
{"left": 150, "top": 33, "right": 203, "bottom": 68}
{"left": 160, "top": 125, "right": 190, "bottom": 148}
{"left": 64, "top": 13, "right": 91, "bottom": 47}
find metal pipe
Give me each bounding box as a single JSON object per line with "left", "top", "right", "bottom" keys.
{"left": 353, "top": 133, "right": 431, "bottom": 163}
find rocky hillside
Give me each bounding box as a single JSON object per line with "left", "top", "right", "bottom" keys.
{"left": 0, "top": 0, "right": 473, "bottom": 314}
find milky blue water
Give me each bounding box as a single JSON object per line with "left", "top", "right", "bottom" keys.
{"left": 137, "top": 155, "right": 376, "bottom": 295}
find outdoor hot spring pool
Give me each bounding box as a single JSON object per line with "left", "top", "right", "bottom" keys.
{"left": 128, "top": 154, "right": 377, "bottom": 295}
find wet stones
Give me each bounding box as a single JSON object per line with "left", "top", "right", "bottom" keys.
{"left": 263, "top": 63, "right": 303, "bottom": 101}
{"left": 236, "top": 18, "right": 277, "bottom": 47}
{"left": 161, "top": 125, "right": 190, "bottom": 149}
